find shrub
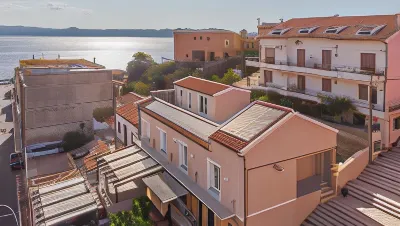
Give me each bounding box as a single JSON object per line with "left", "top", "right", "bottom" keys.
{"left": 4, "top": 90, "right": 11, "bottom": 100}
{"left": 251, "top": 90, "right": 266, "bottom": 101}
{"left": 93, "top": 107, "right": 114, "bottom": 123}
{"left": 122, "top": 82, "right": 136, "bottom": 95}
{"left": 258, "top": 95, "right": 269, "bottom": 102}
{"left": 134, "top": 82, "right": 150, "bottom": 96}
{"left": 220, "top": 68, "right": 241, "bottom": 85}
{"left": 109, "top": 196, "right": 152, "bottom": 226}
{"left": 62, "top": 131, "right": 90, "bottom": 152}
{"left": 318, "top": 94, "right": 356, "bottom": 116}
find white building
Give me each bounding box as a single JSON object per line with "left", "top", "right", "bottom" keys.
{"left": 248, "top": 14, "right": 400, "bottom": 148}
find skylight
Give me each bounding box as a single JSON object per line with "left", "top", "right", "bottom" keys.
{"left": 298, "top": 27, "right": 319, "bottom": 34}
{"left": 356, "top": 25, "right": 386, "bottom": 36}
{"left": 324, "top": 26, "right": 349, "bottom": 34}
{"left": 269, "top": 28, "right": 292, "bottom": 35}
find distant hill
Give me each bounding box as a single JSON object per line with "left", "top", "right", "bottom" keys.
{"left": 0, "top": 26, "right": 174, "bottom": 37}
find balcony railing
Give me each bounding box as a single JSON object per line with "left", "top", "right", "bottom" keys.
{"left": 261, "top": 59, "right": 386, "bottom": 76}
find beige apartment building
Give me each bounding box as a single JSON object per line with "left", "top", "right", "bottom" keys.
{"left": 14, "top": 59, "right": 113, "bottom": 148}
{"left": 97, "top": 76, "right": 339, "bottom": 226}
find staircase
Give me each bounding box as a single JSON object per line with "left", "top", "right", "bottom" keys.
{"left": 320, "top": 181, "right": 335, "bottom": 203}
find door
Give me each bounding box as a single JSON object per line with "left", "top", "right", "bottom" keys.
{"left": 361, "top": 53, "right": 376, "bottom": 73}
{"left": 207, "top": 208, "right": 215, "bottom": 226}
{"left": 322, "top": 50, "right": 332, "bottom": 70}
{"left": 264, "top": 70, "right": 273, "bottom": 85}
{"left": 209, "top": 52, "right": 215, "bottom": 61}
{"left": 265, "top": 48, "right": 275, "bottom": 64}
{"left": 297, "top": 75, "right": 306, "bottom": 91}
{"left": 297, "top": 49, "right": 306, "bottom": 67}
{"left": 123, "top": 125, "right": 127, "bottom": 146}
{"left": 198, "top": 201, "right": 202, "bottom": 226}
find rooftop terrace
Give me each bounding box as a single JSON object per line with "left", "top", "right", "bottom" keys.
{"left": 19, "top": 59, "right": 104, "bottom": 69}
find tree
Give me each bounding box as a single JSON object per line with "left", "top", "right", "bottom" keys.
{"left": 134, "top": 82, "right": 150, "bottom": 96}
{"left": 318, "top": 94, "right": 356, "bottom": 116}
{"left": 93, "top": 107, "right": 114, "bottom": 123}
{"left": 210, "top": 75, "right": 221, "bottom": 83}
{"left": 127, "top": 52, "right": 155, "bottom": 82}
{"left": 62, "top": 131, "right": 89, "bottom": 152}
{"left": 222, "top": 68, "right": 241, "bottom": 85}
{"left": 121, "top": 82, "right": 136, "bottom": 95}
{"left": 109, "top": 196, "right": 152, "bottom": 226}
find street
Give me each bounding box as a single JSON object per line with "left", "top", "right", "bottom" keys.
{"left": 0, "top": 85, "right": 20, "bottom": 226}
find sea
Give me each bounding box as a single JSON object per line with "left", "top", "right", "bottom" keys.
{"left": 0, "top": 36, "right": 174, "bottom": 80}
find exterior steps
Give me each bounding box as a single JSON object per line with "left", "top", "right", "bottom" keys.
{"left": 320, "top": 182, "right": 335, "bottom": 203}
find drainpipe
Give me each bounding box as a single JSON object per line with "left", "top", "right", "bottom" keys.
{"left": 383, "top": 42, "right": 388, "bottom": 148}
{"left": 243, "top": 156, "right": 247, "bottom": 226}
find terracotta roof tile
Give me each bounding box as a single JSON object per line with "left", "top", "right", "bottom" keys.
{"left": 258, "top": 14, "right": 398, "bottom": 41}
{"left": 174, "top": 76, "right": 230, "bottom": 96}
{"left": 210, "top": 131, "right": 248, "bottom": 152}
{"left": 117, "top": 92, "right": 144, "bottom": 106}
{"left": 83, "top": 140, "right": 110, "bottom": 172}
{"left": 105, "top": 116, "right": 115, "bottom": 127}
{"left": 116, "top": 103, "right": 139, "bottom": 127}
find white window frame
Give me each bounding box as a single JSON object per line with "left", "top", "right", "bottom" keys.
{"left": 198, "top": 94, "right": 208, "bottom": 115}
{"left": 141, "top": 119, "right": 150, "bottom": 141}
{"left": 158, "top": 127, "right": 167, "bottom": 154}
{"left": 207, "top": 158, "right": 221, "bottom": 201}
{"left": 187, "top": 92, "right": 192, "bottom": 109}
{"left": 178, "top": 140, "right": 188, "bottom": 174}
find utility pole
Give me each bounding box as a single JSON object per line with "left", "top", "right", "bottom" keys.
{"left": 368, "top": 79, "right": 373, "bottom": 163}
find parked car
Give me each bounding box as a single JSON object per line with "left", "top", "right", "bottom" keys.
{"left": 10, "top": 153, "right": 24, "bottom": 170}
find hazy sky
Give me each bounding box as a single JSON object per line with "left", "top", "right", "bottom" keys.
{"left": 0, "top": 0, "right": 399, "bottom": 32}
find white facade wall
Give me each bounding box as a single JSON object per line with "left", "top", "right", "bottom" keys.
{"left": 116, "top": 114, "right": 139, "bottom": 146}
{"left": 174, "top": 86, "right": 216, "bottom": 121}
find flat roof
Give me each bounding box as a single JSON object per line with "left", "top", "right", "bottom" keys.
{"left": 173, "top": 29, "right": 237, "bottom": 34}
{"left": 19, "top": 59, "right": 104, "bottom": 69}
{"left": 145, "top": 100, "right": 219, "bottom": 141}
{"left": 27, "top": 152, "right": 73, "bottom": 178}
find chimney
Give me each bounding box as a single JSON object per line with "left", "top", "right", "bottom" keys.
{"left": 93, "top": 57, "right": 96, "bottom": 64}
{"left": 279, "top": 18, "right": 284, "bottom": 23}
{"left": 257, "top": 18, "right": 261, "bottom": 26}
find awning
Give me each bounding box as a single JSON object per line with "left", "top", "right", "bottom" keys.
{"left": 143, "top": 172, "right": 188, "bottom": 203}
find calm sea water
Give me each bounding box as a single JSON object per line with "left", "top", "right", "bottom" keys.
{"left": 0, "top": 36, "right": 174, "bottom": 80}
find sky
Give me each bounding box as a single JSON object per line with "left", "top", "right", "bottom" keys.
{"left": 0, "top": 0, "right": 399, "bottom": 32}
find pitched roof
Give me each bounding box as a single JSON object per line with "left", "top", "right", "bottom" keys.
{"left": 210, "top": 101, "right": 292, "bottom": 152}
{"left": 258, "top": 14, "right": 399, "bottom": 41}
{"left": 303, "top": 148, "right": 400, "bottom": 225}
{"left": 117, "top": 92, "right": 144, "bottom": 106}
{"left": 83, "top": 140, "right": 111, "bottom": 172}
{"left": 116, "top": 103, "right": 139, "bottom": 127}
{"left": 174, "top": 76, "right": 231, "bottom": 96}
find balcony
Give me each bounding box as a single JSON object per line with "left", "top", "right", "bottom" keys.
{"left": 252, "top": 82, "right": 384, "bottom": 117}
{"left": 258, "top": 59, "right": 385, "bottom": 82}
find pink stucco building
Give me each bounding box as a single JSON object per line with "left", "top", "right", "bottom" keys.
{"left": 98, "top": 76, "right": 337, "bottom": 226}
{"left": 247, "top": 14, "right": 400, "bottom": 149}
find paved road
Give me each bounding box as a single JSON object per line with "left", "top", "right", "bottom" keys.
{"left": 0, "top": 85, "right": 20, "bottom": 226}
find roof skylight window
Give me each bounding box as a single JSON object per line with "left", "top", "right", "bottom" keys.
{"left": 298, "top": 27, "right": 319, "bottom": 34}
{"left": 324, "top": 26, "right": 349, "bottom": 34}
{"left": 269, "top": 28, "right": 292, "bottom": 35}
{"left": 356, "top": 25, "right": 386, "bottom": 36}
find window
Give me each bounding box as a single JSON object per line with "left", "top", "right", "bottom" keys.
{"left": 225, "top": 40, "right": 229, "bottom": 47}
{"left": 188, "top": 92, "right": 192, "bottom": 109}
{"left": 246, "top": 43, "right": 250, "bottom": 48}
{"left": 356, "top": 25, "right": 386, "bottom": 36}
{"left": 297, "top": 75, "right": 306, "bottom": 91}
{"left": 200, "top": 36, "right": 203, "bottom": 40}
{"left": 208, "top": 159, "right": 221, "bottom": 192}
{"left": 118, "top": 122, "right": 121, "bottom": 133}
{"left": 359, "top": 84, "right": 368, "bottom": 101}
{"left": 324, "top": 26, "right": 348, "bottom": 34}
{"left": 159, "top": 129, "right": 167, "bottom": 153}
{"left": 131, "top": 132, "right": 138, "bottom": 144}
{"left": 394, "top": 117, "right": 400, "bottom": 130}
{"left": 179, "top": 142, "right": 188, "bottom": 172}
{"left": 298, "top": 27, "right": 319, "bottom": 34}
{"left": 372, "top": 87, "right": 377, "bottom": 104}
{"left": 251, "top": 42, "right": 254, "bottom": 48}
{"left": 199, "top": 95, "right": 208, "bottom": 115}
{"left": 142, "top": 119, "right": 150, "bottom": 141}
{"left": 322, "top": 78, "right": 331, "bottom": 92}
{"left": 180, "top": 89, "right": 183, "bottom": 106}
{"left": 361, "top": 53, "right": 376, "bottom": 72}
{"left": 194, "top": 37, "right": 196, "bottom": 40}
{"left": 207, "top": 37, "right": 210, "bottom": 41}
{"left": 264, "top": 70, "right": 273, "bottom": 83}
{"left": 269, "top": 28, "right": 292, "bottom": 35}
{"left": 265, "top": 48, "right": 275, "bottom": 64}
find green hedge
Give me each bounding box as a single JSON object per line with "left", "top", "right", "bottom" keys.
{"left": 109, "top": 196, "right": 153, "bottom": 226}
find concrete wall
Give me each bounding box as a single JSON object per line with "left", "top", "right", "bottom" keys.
{"left": 140, "top": 111, "right": 245, "bottom": 220}
{"left": 116, "top": 114, "right": 139, "bottom": 146}
{"left": 174, "top": 32, "right": 242, "bottom": 61}
{"left": 336, "top": 148, "right": 369, "bottom": 190}
{"left": 22, "top": 70, "right": 113, "bottom": 145}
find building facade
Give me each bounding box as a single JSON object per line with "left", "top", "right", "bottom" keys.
{"left": 135, "top": 77, "right": 338, "bottom": 226}
{"left": 14, "top": 59, "right": 113, "bottom": 148}
{"left": 247, "top": 14, "right": 400, "bottom": 148}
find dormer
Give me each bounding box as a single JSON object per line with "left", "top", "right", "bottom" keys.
{"left": 298, "top": 26, "right": 319, "bottom": 34}
{"left": 269, "top": 28, "right": 292, "bottom": 35}
{"left": 356, "top": 25, "right": 386, "bottom": 36}
{"left": 323, "top": 26, "right": 349, "bottom": 34}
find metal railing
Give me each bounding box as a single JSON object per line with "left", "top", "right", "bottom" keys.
{"left": 260, "top": 59, "right": 386, "bottom": 76}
